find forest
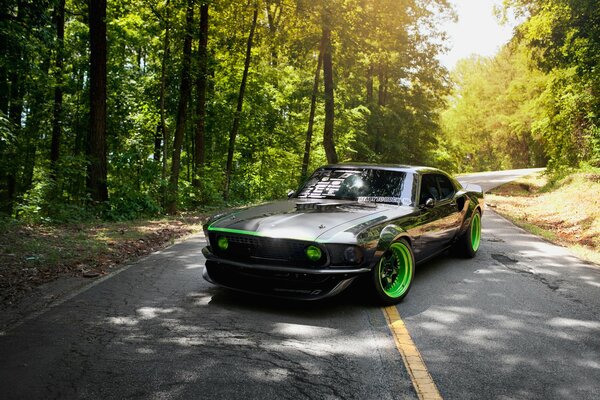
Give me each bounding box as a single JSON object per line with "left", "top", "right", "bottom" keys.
{"left": 0, "top": 0, "right": 598, "bottom": 221}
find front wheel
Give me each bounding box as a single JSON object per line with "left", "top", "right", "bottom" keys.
{"left": 371, "top": 239, "right": 414, "bottom": 305}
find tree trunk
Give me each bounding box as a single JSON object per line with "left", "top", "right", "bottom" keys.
{"left": 193, "top": 3, "right": 209, "bottom": 190}
{"left": 265, "top": 0, "right": 281, "bottom": 66}
{"left": 0, "top": 3, "right": 25, "bottom": 215}
{"left": 159, "top": 0, "right": 171, "bottom": 199}
{"left": 3, "top": 69, "right": 22, "bottom": 215}
{"left": 153, "top": 124, "right": 161, "bottom": 161}
{"left": 50, "top": 0, "right": 65, "bottom": 176}
{"left": 300, "top": 46, "right": 323, "bottom": 183}
{"left": 366, "top": 64, "right": 373, "bottom": 104}
{"left": 0, "top": 38, "right": 8, "bottom": 115}
{"left": 87, "top": 0, "right": 108, "bottom": 203}
{"left": 166, "top": 0, "right": 193, "bottom": 214}
{"left": 8, "top": 71, "right": 23, "bottom": 129}
{"left": 378, "top": 65, "right": 387, "bottom": 107}
{"left": 322, "top": 7, "right": 337, "bottom": 164}
{"left": 223, "top": 6, "right": 258, "bottom": 201}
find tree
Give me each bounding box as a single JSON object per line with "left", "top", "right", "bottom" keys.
{"left": 223, "top": 4, "right": 258, "bottom": 200}
{"left": 166, "top": 0, "right": 194, "bottom": 214}
{"left": 50, "top": 0, "right": 66, "bottom": 177}
{"left": 87, "top": 0, "right": 109, "bottom": 202}
{"left": 193, "top": 3, "right": 209, "bottom": 190}
{"left": 321, "top": 4, "right": 337, "bottom": 164}
{"left": 300, "top": 47, "right": 323, "bottom": 182}
{"left": 159, "top": 0, "right": 172, "bottom": 186}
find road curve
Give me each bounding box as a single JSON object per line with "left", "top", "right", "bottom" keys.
{"left": 457, "top": 167, "right": 545, "bottom": 192}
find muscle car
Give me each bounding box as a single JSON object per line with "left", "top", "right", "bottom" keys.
{"left": 202, "top": 164, "right": 484, "bottom": 304}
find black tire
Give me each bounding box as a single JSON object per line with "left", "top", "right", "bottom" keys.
{"left": 370, "top": 238, "right": 415, "bottom": 305}
{"left": 454, "top": 210, "right": 481, "bottom": 258}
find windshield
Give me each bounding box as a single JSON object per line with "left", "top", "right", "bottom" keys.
{"left": 297, "top": 168, "right": 411, "bottom": 205}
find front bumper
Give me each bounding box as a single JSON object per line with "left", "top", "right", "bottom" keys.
{"left": 202, "top": 246, "right": 370, "bottom": 300}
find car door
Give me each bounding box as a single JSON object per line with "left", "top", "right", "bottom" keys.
{"left": 433, "top": 173, "right": 461, "bottom": 243}
{"left": 411, "top": 173, "right": 461, "bottom": 261}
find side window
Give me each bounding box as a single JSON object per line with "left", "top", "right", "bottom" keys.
{"left": 435, "top": 174, "right": 455, "bottom": 200}
{"left": 419, "top": 174, "right": 439, "bottom": 204}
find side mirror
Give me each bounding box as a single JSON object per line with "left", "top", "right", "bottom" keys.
{"left": 424, "top": 197, "right": 435, "bottom": 209}
{"left": 287, "top": 190, "right": 295, "bottom": 198}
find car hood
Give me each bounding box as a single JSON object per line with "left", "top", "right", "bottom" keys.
{"left": 207, "top": 199, "right": 407, "bottom": 242}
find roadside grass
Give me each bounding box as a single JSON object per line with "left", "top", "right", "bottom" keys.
{"left": 486, "top": 169, "right": 600, "bottom": 265}
{"left": 0, "top": 214, "right": 206, "bottom": 307}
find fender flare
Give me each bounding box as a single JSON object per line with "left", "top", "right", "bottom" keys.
{"left": 372, "top": 224, "right": 412, "bottom": 268}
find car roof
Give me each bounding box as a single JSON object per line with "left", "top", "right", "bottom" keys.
{"left": 321, "top": 163, "right": 443, "bottom": 174}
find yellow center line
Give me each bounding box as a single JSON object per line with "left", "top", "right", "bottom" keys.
{"left": 382, "top": 305, "right": 443, "bottom": 400}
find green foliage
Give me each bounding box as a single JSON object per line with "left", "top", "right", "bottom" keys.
{"left": 2, "top": 0, "right": 597, "bottom": 222}
{"left": 502, "top": 0, "right": 600, "bottom": 171}
{"left": 442, "top": 46, "right": 549, "bottom": 172}
{"left": 0, "top": 113, "right": 15, "bottom": 189}
{"left": 439, "top": 0, "right": 598, "bottom": 174}
{"left": 15, "top": 169, "right": 94, "bottom": 224}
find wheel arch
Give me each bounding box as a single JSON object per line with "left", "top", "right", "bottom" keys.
{"left": 371, "top": 224, "right": 413, "bottom": 268}
{"left": 458, "top": 199, "right": 483, "bottom": 236}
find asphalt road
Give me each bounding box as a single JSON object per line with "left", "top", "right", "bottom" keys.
{"left": 1, "top": 168, "right": 599, "bottom": 399}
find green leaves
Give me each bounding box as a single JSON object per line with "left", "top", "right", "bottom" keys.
{"left": 441, "top": 0, "right": 599, "bottom": 174}
{"left": 1, "top": 0, "right": 460, "bottom": 220}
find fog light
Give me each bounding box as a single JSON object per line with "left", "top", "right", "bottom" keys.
{"left": 305, "top": 245, "right": 322, "bottom": 261}
{"left": 344, "top": 246, "right": 362, "bottom": 264}
{"left": 217, "top": 236, "right": 229, "bottom": 250}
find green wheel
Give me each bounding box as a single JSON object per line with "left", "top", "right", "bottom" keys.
{"left": 371, "top": 239, "right": 414, "bottom": 305}
{"left": 470, "top": 212, "right": 481, "bottom": 253}
{"left": 454, "top": 209, "right": 481, "bottom": 258}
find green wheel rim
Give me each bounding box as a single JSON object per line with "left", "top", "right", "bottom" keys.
{"left": 378, "top": 242, "right": 413, "bottom": 298}
{"left": 470, "top": 212, "right": 481, "bottom": 252}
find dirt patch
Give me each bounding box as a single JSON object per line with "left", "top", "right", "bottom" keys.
{"left": 487, "top": 171, "right": 600, "bottom": 265}
{"left": 0, "top": 213, "right": 206, "bottom": 308}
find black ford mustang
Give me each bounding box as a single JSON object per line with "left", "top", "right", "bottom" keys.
{"left": 202, "top": 164, "right": 484, "bottom": 304}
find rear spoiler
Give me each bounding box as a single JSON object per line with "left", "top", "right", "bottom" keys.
{"left": 462, "top": 183, "right": 483, "bottom": 194}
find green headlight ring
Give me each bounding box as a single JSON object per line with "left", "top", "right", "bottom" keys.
{"left": 217, "top": 236, "right": 229, "bottom": 250}
{"left": 305, "top": 245, "right": 322, "bottom": 261}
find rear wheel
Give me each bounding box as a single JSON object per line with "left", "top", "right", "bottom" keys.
{"left": 454, "top": 210, "right": 481, "bottom": 258}
{"left": 371, "top": 239, "right": 414, "bottom": 305}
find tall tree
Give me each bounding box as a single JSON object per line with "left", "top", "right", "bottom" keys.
{"left": 1, "top": 1, "right": 27, "bottom": 215}
{"left": 223, "top": 4, "right": 258, "bottom": 200}
{"left": 166, "top": 0, "right": 194, "bottom": 214}
{"left": 300, "top": 47, "right": 323, "bottom": 182}
{"left": 265, "top": 0, "right": 282, "bottom": 66}
{"left": 193, "top": 3, "right": 209, "bottom": 190}
{"left": 321, "top": 4, "right": 337, "bottom": 164}
{"left": 50, "top": 0, "right": 66, "bottom": 176}
{"left": 87, "top": 0, "right": 108, "bottom": 202}
{"left": 158, "top": 0, "right": 171, "bottom": 194}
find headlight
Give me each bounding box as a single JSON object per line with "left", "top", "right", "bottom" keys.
{"left": 305, "top": 245, "right": 322, "bottom": 261}
{"left": 217, "top": 236, "right": 229, "bottom": 250}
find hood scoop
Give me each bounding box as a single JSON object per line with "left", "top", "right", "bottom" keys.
{"left": 295, "top": 201, "right": 345, "bottom": 211}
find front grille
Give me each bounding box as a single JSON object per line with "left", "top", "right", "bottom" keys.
{"left": 209, "top": 232, "right": 327, "bottom": 268}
